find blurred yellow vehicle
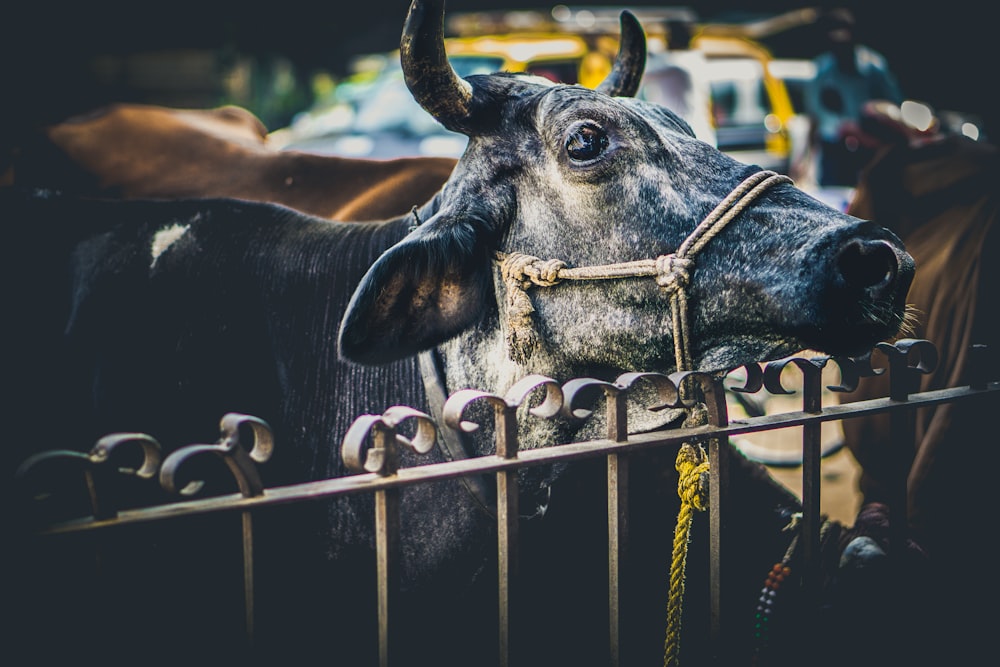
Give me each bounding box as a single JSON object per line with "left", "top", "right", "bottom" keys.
{"left": 690, "top": 33, "right": 797, "bottom": 173}
{"left": 445, "top": 32, "right": 614, "bottom": 89}
{"left": 278, "top": 8, "right": 801, "bottom": 170}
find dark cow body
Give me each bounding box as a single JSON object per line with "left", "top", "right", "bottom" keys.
{"left": 8, "top": 102, "right": 456, "bottom": 221}
{"left": 7, "top": 2, "right": 924, "bottom": 666}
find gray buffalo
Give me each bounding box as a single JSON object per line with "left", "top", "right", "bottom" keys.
{"left": 7, "top": 2, "right": 925, "bottom": 666}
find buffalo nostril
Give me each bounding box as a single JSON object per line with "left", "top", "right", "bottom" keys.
{"left": 837, "top": 239, "right": 898, "bottom": 290}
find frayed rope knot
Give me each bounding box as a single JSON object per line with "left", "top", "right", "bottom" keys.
{"left": 501, "top": 252, "right": 567, "bottom": 364}
{"left": 500, "top": 252, "right": 566, "bottom": 287}
{"left": 675, "top": 442, "right": 710, "bottom": 512}
{"left": 655, "top": 254, "right": 694, "bottom": 294}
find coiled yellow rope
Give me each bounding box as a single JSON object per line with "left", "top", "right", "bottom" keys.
{"left": 664, "top": 440, "right": 710, "bottom": 667}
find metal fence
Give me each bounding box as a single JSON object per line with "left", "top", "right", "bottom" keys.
{"left": 11, "top": 338, "right": 997, "bottom": 666}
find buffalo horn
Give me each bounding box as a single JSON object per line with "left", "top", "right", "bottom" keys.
{"left": 400, "top": 0, "right": 474, "bottom": 131}
{"left": 596, "top": 11, "right": 647, "bottom": 98}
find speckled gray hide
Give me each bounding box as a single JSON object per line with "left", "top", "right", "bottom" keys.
{"left": 340, "top": 74, "right": 915, "bottom": 446}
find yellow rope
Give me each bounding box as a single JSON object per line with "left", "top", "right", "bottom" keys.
{"left": 664, "top": 441, "right": 710, "bottom": 667}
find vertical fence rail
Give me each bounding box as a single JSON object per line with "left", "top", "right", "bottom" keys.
{"left": 159, "top": 413, "right": 274, "bottom": 646}
{"left": 701, "top": 373, "right": 730, "bottom": 664}
{"left": 603, "top": 384, "right": 629, "bottom": 667}
{"left": 341, "top": 406, "right": 438, "bottom": 667}
{"left": 373, "top": 439, "right": 401, "bottom": 667}
{"left": 494, "top": 398, "right": 519, "bottom": 667}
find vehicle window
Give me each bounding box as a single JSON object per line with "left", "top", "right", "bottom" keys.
{"left": 706, "top": 58, "right": 770, "bottom": 130}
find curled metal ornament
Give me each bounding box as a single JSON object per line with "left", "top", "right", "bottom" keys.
{"left": 876, "top": 338, "right": 938, "bottom": 400}
{"left": 505, "top": 374, "right": 564, "bottom": 419}
{"left": 561, "top": 378, "right": 622, "bottom": 421}
{"left": 17, "top": 433, "right": 164, "bottom": 520}
{"left": 443, "top": 375, "right": 563, "bottom": 433}
{"left": 91, "top": 433, "right": 162, "bottom": 479}
{"left": 826, "top": 351, "right": 885, "bottom": 393}
{"left": 614, "top": 371, "right": 682, "bottom": 412}
{"left": 762, "top": 356, "right": 829, "bottom": 396}
{"left": 18, "top": 433, "right": 162, "bottom": 482}
{"left": 442, "top": 389, "right": 506, "bottom": 435}
{"left": 160, "top": 413, "right": 273, "bottom": 498}
{"left": 341, "top": 406, "right": 437, "bottom": 475}
{"left": 669, "top": 370, "right": 729, "bottom": 426}
{"left": 727, "top": 363, "right": 765, "bottom": 395}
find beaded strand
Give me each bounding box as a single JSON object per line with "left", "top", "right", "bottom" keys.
{"left": 750, "top": 515, "right": 832, "bottom": 665}
{"left": 751, "top": 531, "right": 799, "bottom": 660}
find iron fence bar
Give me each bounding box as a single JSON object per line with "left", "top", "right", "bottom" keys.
{"left": 797, "top": 361, "right": 825, "bottom": 612}
{"left": 704, "top": 376, "right": 730, "bottom": 665}
{"left": 878, "top": 340, "right": 937, "bottom": 562}
{"left": 367, "top": 423, "right": 403, "bottom": 667}
{"left": 607, "top": 452, "right": 628, "bottom": 667}
{"left": 23, "top": 383, "right": 997, "bottom": 539}
{"left": 241, "top": 511, "right": 256, "bottom": 644}
{"left": 605, "top": 388, "right": 629, "bottom": 667}
{"left": 375, "top": 483, "right": 401, "bottom": 667}
{"left": 707, "top": 436, "right": 728, "bottom": 663}
{"left": 495, "top": 398, "right": 519, "bottom": 667}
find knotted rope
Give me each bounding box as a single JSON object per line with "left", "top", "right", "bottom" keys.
{"left": 496, "top": 170, "right": 793, "bottom": 370}
{"left": 664, "top": 437, "right": 710, "bottom": 667}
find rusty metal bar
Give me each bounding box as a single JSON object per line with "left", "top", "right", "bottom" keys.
{"left": 368, "top": 422, "right": 403, "bottom": 667}
{"left": 341, "top": 408, "right": 436, "bottom": 667}
{"left": 159, "top": 414, "right": 272, "bottom": 646}
{"left": 878, "top": 340, "right": 937, "bottom": 561}
{"left": 375, "top": 481, "right": 401, "bottom": 667}
{"left": 495, "top": 399, "right": 519, "bottom": 667}
{"left": 241, "top": 511, "right": 256, "bottom": 643}
{"left": 797, "top": 360, "right": 824, "bottom": 609}
{"left": 704, "top": 375, "right": 729, "bottom": 663}
{"left": 606, "top": 388, "right": 629, "bottom": 667}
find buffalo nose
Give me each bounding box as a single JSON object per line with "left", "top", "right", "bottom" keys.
{"left": 836, "top": 238, "right": 902, "bottom": 294}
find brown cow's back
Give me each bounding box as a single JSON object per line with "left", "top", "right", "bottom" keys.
{"left": 12, "top": 103, "right": 456, "bottom": 221}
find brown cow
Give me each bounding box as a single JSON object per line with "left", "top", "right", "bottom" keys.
{"left": 8, "top": 102, "right": 456, "bottom": 221}
{"left": 838, "top": 113, "right": 998, "bottom": 661}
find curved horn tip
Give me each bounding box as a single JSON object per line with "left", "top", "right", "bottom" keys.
{"left": 621, "top": 9, "right": 640, "bottom": 30}
{"left": 596, "top": 9, "right": 647, "bottom": 97}
{"left": 400, "top": 0, "right": 474, "bottom": 130}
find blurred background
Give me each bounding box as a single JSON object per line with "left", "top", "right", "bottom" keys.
{"left": 3, "top": 1, "right": 990, "bottom": 128}
{"left": 2, "top": 0, "right": 991, "bottom": 201}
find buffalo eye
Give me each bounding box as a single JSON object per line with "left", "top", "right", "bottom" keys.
{"left": 565, "top": 123, "right": 608, "bottom": 161}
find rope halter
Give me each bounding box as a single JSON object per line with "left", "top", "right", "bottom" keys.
{"left": 496, "top": 170, "right": 793, "bottom": 370}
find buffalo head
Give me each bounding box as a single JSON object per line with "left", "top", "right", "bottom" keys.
{"left": 339, "top": 0, "right": 914, "bottom": 408}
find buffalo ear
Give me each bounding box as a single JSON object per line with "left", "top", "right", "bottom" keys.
{"left": 338, "top": 213, "right": 494, "bottom": 365}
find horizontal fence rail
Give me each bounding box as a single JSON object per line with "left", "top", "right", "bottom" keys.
{"left": 11, "top": 339, "right": 997, "bottom": 666}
